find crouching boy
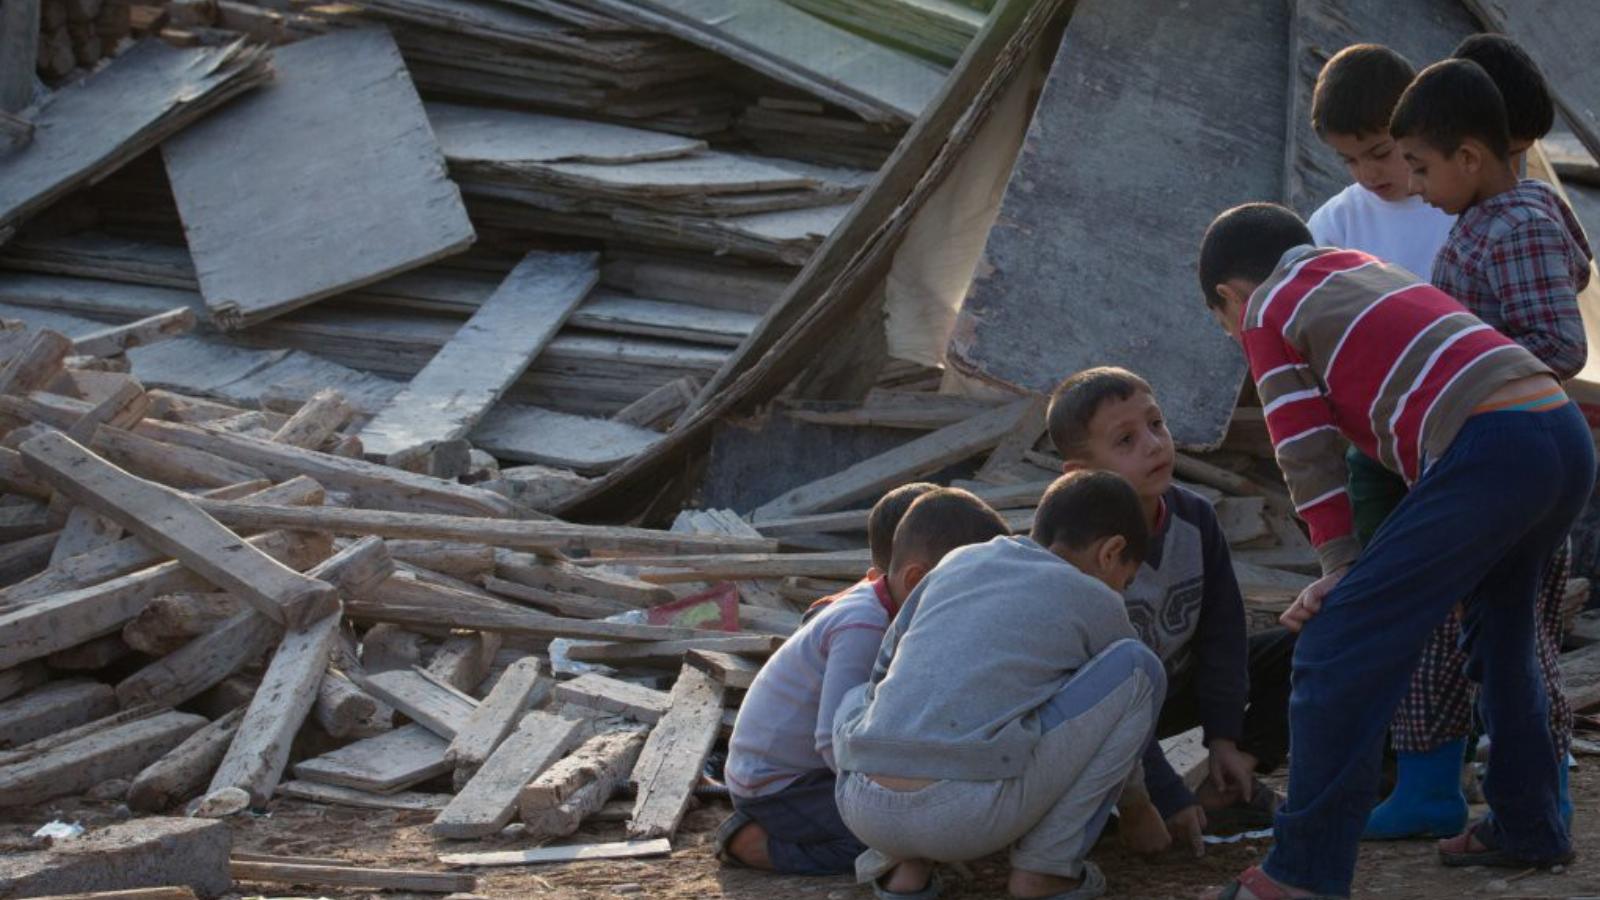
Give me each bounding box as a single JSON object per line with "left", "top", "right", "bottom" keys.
{"left": 833, "top": 473, "right": 1167, "bottom": 900}
{"left": 719, "top": 483, "right": 1008, "bottom": 874}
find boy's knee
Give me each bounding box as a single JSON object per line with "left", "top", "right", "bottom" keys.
{"left": 1101, "top": 637, "right": 1167, "bottom": 700}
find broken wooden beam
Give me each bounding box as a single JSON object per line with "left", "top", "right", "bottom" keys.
{"left": 127, "top": 708, "right": 242, "bottom": 812}
{"left": 359, "top": 668, "right": 477, "bottom": 740}
{"left": 432, "top": 710, "right": 585, "bottom": 839}
{"left": 628, "top": 664, "right": 725, "bottom": 839}
{"left": 229, "top": 860, "right": 474, "bottom": 895}
{"left": 71, "top": 307, "right": 196, "bottom": 357}
{"left": 0, "top": 679, "right": 117, "bottom": 748}
{"left": 291, "top": 723, "right": 450, "bottom": 794}
{"left": 277, "top": 779, "right": 451, "bottom": 812}
{"left": 438, "top": 838, "right": 671, "bottom": 867}
{"left": 519, "top": 728, "right": 646, "bottom": 839}
{"left": 0, "top": 710, "right": 206, "bottom": 807}
{"left": 550, "top": 673, "right": 670, "bottom": 723}
{"left": 446, "top": 656, "right": 546, "bottom": 779}
{"left": 21, "top": 431, "right": 338, "bottom": 628}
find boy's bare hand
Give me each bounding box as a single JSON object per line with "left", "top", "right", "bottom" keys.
{"left": 1207, "top": 740, "right": 1256, "bottom": 806}
{"left": 1166, "top": 805, "right": 1207, "bottom": 858}
{"left": 1119, "top": 800, "right": 1172, "bottom": 855}
{"left": 1280, "top": 567, "right": 1348, "bottom": 632}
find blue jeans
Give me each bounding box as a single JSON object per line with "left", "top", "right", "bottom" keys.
{"left": 732, "top": 770, "right": 865, "bottom": 876}
{"left": 1264, "top": 404, "right": 1595, "bottom": 895}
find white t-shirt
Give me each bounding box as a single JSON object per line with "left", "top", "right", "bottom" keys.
{"left": 1306, "top": 183, "right": 1456, "bottom": 280}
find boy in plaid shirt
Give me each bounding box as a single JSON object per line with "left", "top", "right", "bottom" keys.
{"left": 1382, "top": 56, "right": 1592, "bottom": 842}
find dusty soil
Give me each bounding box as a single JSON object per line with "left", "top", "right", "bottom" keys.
{"left": 6, "top": 766, "right": 1600, "bottom": 899}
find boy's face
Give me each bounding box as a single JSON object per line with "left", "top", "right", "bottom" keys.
{"left": 1068, "top": 390, "right": 1175, "bottom": 503}
{"left": 1324, "top": 130, "right": 1411, "bottom": 203}
{"left": 1398, "top": 136, "right": 1478, "bottom": 215}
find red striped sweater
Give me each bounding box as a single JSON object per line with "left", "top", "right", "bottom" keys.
{"left": 1241, "top": 247, "right": 1550, "bottom": 573}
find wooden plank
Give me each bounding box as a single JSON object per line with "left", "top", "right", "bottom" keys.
{"left": 685, "top": 648, "right": 761, "bottom": 689}
{"left": 0, "top": 662, "right": 48, "bottom": 703}
{"left": 292, "top": 723, "right": 450, "bottom": 793}
{"left": 438, "top": 838, "right": 671, "bottom": 867}
{"left": 494, "top": 550, "right": 673, "bottom": 607}
{"left": 21, "top": 430, "right": 337, "bottom": 628}
{"left": 551, "top": 673, "right": 670, "bottom": 723}
{"left": 230, "top": 860, "right": 474, "bottom": 894}
{"left": 360, "top": 668, "right": 477, "bottom": 740}
{"left": 127, "top": 708, "right": 243, "bottom": 812}
{"left": 425, "top": 631, "right": 501, "bottom": 692}
{"left": 751, "top": 398, "right": 1032, "bottom": 520}
{"left": 24, "top": 890, "right": 197, "bottom": 900}
{"left": 445, "top": 656, "right": 546, "bottom": 773}
{"left": 672, "top": 508, "right": 788, "bottom": 610}
{"left": 470, "top": 404, "right": 659, "bottom": 474}
{"left": 387, "top": 540, "right": 494, "bottom": 581}
{"left": 628, "top": 664, "right": 724, "bottom": 838}
{"left": 135, "top": 419, "right": 517, "bottom": 518}
{"left": 0, "top": 530, "right": 320, "bottom": 671}
{"left": 48, "top": 509, "right": 119, "bottom": 570}
{"left": 0, "top": 679, "right": 117, "bottom": 749}
{"left": 314, "top": 669, "right": 392, "bottom": 740}
{"left": 269, "top": 388, "right": 352, "bottom": 449}
{"left": 946, "top": 0, "right": 1286, "bottom": 449}
{"left": 427, "top": 101, "right": 706, "bottom": 166}
{"left": 0, "top": 40, "right": 270, "bottom": 239}
{"left": 117, "top": 535, "right": 388, "bottom": 708}
{"left": 579, "top": 0, "right": 943, "bottom": 124}
{"left": 0, "top": 330, "right": 71, "bottom": 395}
{"left": 0, "top": 710, "right": 206, "bottom": 807}
{"left": 560, "top": 0, "right": 1068, "bottom": 521}
{"left": 278, "top": 779, "right": 452, "bottom": 811}
{"left": 432, "top": 710, "right": 584, "bottom": 838}
{"left": 90, "top": 424, "right": 269, "bottom": 489}
{"left": 345, "top": 601, "right": 707, "bottom": 644}
{"left": 162, "top": 29, "right": 474, "bottom": 330}
{"left": 71, "top": 308, "right": 197, "bottom": 358}
{"left": 482, "top": 574, "right": 639, "bottom": 620}
{"left": 359, "top": 252, "right": 597, "bottom": 460}
{"left": 519, "top": 728, "right": 646, "bottom": 838}
{"left": 566, "top": 635, "right": 781, "bottom": 667}
{"left": 629, "top": 549, "right": 870, "bottom": 582}
{"left": 208, "top": 537, "right": 391, "bottom": 805}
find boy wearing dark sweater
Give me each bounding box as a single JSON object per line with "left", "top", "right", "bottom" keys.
{"left": 1195, "top": 203, "right": 1591, "bottom": 900}
{"left": 1048, "top": 367, "right": 1293, "bottom": 851}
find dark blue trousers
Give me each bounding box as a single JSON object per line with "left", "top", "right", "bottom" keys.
{"left": 1263, "top": 405, "right": 1595, "bottom": 896}
{"left": 732, "top": 770, "right": 865, "bottom": 876}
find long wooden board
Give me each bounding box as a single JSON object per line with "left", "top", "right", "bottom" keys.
{"left": 0, "top": 40, "right": 270, "bottom": 240}
{"left": 161, "top": 28, "right": 475, "bottom": 329}
{"left": 944, "top": 0, "right": 1288, "bottom": 449}
{"left": 628, "top": 665, "right": 724, "bottom": 839}
{"left": 21, "top": 431, "right": 337, "bottom": 628}
{"left": 292, "top": 724, "right": 451, "bottom": 793}
{"left": 432, "top": 711, "right": 585, "bottom": 838}
{"left": 358, "top": 252, "right": 597, "bottom": 460}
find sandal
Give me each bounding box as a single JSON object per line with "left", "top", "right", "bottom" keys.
{"left": 1437, "top": 819, "right": 1575, "bottom": 870}
{"left": 874, "top": 870, "right": 942, "bottom": 900}
{"left": 1214, "top": 866, "right": 1344, "bottom": 899}
{"left": 1014, "top": 860, "right": 1107, "bottom": 899}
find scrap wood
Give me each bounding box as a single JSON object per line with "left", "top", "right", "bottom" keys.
{"left": 161, "top": 28, "right": 475, "bottom": 329}
{"left": 20, "top": 430, "right": 338, "bottom": 628}
{"left": 229, "top": 860, "right": 475, "bottom": 894}
{"left": 625, "top": 549, "right": 871, "bottom": 582}
{"left": 342, "top": 600, "right": 707, "bottom": 644}
{"left": 0, "top": 39, "right": 271, "bottom": 239}
{"left": 446, "top": 656, "right": 547, "bottom": 773}
{"left": 292, "top": 723, "right": 450, "bottom": 794}
{"left": 358, "top": 668, "right": 478, "bottom": 740}
{"left": 432, "top": 710, "right": 586, "bottom": 838}
{"left": 560, "top": 0, "right": 1071, "bottom": 520}
{"left": 71, "top": 308, "right": 196, "bottom": 358}
{"left": 278, "top": 779, "right": 453, "bottom": 812}
{"left": 0, "top": 710, "right": 206, "bottom": 807}
{"left": 519, "top": 727, "right": 647, "bottom": 838}
{"left": 566, "top": 634, "right": 782, "bottom": 666}
{"left": 438, "top": 838, "right": 672, "bottom": 867}
{"left": 127, "top": 708, "right": 243, "bottom": 812}
{"left": 628, "top": 664, "right": 725, "bottom": 839}
{"left": 358, "top": 251, "right": 598, "bottom": 461}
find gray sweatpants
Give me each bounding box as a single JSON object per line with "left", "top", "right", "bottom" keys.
{"left": 835, "top": 639, "right": 1164, "bottom": 879}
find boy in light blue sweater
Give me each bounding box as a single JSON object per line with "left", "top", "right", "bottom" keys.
{"left": 834, "top": 471, "right": 1166, "bottom": 900}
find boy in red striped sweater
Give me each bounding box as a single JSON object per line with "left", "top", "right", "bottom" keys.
{"left": 1195, "top": 203, "right": 1593, "bottom": 900}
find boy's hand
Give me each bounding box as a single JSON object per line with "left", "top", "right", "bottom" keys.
{"left": 1207, "top": 740, "right": 1256, "bottom": 806}
{"left": 1281, "top": 567, "right": 1348, "bottom": 632}
{"left": 1166, "top": 805, "right": 1207, "bottom": 857}
{"left": 1119, "top": 800, "right": 1172, "bottom": 855}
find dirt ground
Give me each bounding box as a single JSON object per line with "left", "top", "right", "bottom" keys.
{"left": 6, "top": 766, "right": 1600, "bottom": 899}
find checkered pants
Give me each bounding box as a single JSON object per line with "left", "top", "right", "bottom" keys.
{"left": 1390, "top": 540, "right": 1572, "bottom": 760}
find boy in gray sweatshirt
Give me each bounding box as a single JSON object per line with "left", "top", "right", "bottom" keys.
{"left": 833, "top": 471, "right": 1166, "bottom": 900}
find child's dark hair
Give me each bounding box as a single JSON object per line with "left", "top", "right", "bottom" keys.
{"left": 1047, "top": 368, "right": 1153, "bottom": 459}
{"left": 1030, "top": 471, "right": 1148, "bottom": 565}
{"left": 868, "top": 482, "right": 939, "bottom": 572}
{"left": 889, "top": 488, "right": 1009, "bottom": 574}
{"left": 1452, "top": 34, "right": 1554, "bottom": 146}
{"left": 1311, "top": 44, "right": 1417, "bottom": 137}
{"left": 1390, "top": 58, "right": 1511, "bottom": 162}
{"left": 1197, "top": 203, "right": 1314, "bottom": 309}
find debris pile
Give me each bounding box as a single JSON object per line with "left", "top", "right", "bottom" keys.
{"left": 0, "top": 0, "right": 1598, "bottom": 894}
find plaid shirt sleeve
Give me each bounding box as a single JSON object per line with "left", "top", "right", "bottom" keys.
{"left": 1485, "top": 217, "right": 1589, "bottom": 379}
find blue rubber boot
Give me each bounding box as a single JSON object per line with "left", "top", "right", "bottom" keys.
{"left": 1363, "top": 739, "right": 1469, "bottom": 840}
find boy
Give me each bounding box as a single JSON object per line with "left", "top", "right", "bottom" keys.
{"left": 718, "top": 483, "right": 1005, "bottom": 874}
{"left": 1381, "top": 56, "right": 1592, "bottom": 838}
{"left": 1306, "top": 44, "right": 1455, "bottom": 279}
{"left": 1453, "top": 34, "right": 1555, "bottom": 169}
{"left": 802, "top": 481, "right": 938, "bottom": 623}
{"left": 833, "top": 473, "right": 1167, "bottom": 900}
{"left": 1048, "top": 367, "right": 1293, "bottom": 848}
{"left": 1195, "top": 202, "right": 1592, "bottom": 900}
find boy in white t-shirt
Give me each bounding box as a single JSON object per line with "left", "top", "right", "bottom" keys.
{"left": 1305, "top": 44, "right": 1454, "bottom": 277}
